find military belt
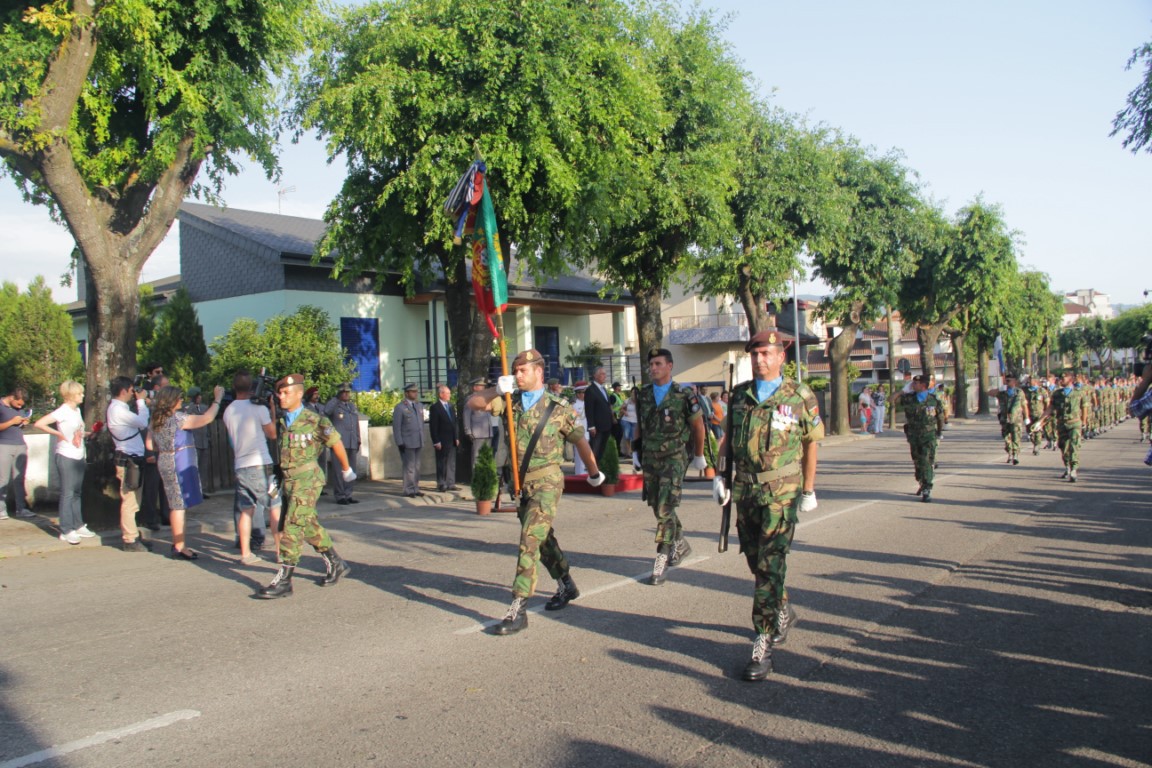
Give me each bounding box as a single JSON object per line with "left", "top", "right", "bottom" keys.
{"left": 736, "top": 462, "right": 801, "bottom": 485}
{"left": 283, "top": 464, "right": 318, "bottom": 478}
{"left": 523, "top": 465, "right": 561, "bottom": 484}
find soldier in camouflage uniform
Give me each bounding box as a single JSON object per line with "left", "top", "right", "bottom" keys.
{"left": 468, "top": 349, "right": 603, "bottom": 635}
{"left": 712, "top": 330, "right": 822, "bottom": 682}
{"left": 896, "top": 375, "right": 945, "bottom": 502}
{"left": 996, "top": 372, "right": 1031, "bottom": 465}
{"left": 1023, "top": 376, "right": 1048, "bottom": 456}
{"left": 633, "top": 348, "right": 707, "bottom": 586}
{"left": 257, "top": 374, "right": 356, "bottom": 599}
{"left": 1033, "top": 369, "right": 1085, "bottom": 483}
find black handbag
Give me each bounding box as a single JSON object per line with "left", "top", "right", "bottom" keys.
{"left": 114, "top": 451, "right": 143, "bottom": 491}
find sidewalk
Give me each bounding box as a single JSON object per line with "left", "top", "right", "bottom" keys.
{"left": 0, "top": 429, "right": 885, "bottom": 559}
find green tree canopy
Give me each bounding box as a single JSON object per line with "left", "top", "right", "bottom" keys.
{"left": 141, "top": 287, "right": 210, "bottom": 391}
{"left": 207, "top": 305, "right": 356, "bottom": 401}
{"left": 0, "top": 277, "right": 83, "bottom": 403}
{"left": 1113, "top": 40, "right": 1152, "bottom": 154}
{"left": 1109, "top": 303, "right": 1152, "bottom": 350}
{"left": 593, "top": 5, "right": 750, "bottom": 375}
{"left": 696, "top": 107, "right": 846, "bottom": 333}
{"left": 0, "top": 0, "right": 313, "bottom": 419}
{"left": 292, "top": 0, "right": 664, "bottom": 388}
{"left": 810, "top": 142, "right": 923, "bottom": 434}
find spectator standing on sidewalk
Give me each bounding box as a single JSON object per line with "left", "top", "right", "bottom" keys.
{"left": 0, "top": 386, "right": 33, "bottom": 519}
{"left": 869, "top": 386, "right": 887, "bottom": 434}
{"left": 223, "top": 371, "right": 280, "bottom": 565}
{"left": 106, "top": 377, "right": 150, "bottom": 551}
{"left": 429, "top": 384, "right": 459, "bottom": 492}
{"left": 392, "top": 383, "right": 426, "bottom": 498}
{"left": 34, "top": 381, "right": 94, "bottom": 543}
{"left": 182, "top": 387, "right": 212, "bottom": 499}
{"left": 324, "top": 383, "right": 362, "bottom": 505}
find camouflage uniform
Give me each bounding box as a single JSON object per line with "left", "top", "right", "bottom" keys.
{"left": 897, "top": 391, "right": 945, "bottom": 496}
{"left": 278, "top": 407, "right": 342, "bottom": 565}
{"left": 996, "top": 387, "right": 1027, "bottom": 461}
{"left": 1023, "top": 384, "right": 1048, "bottom": 454}
{"left": 729, "top": 378, "right": 823, "bottom": 636}
{"left": 508, "top": 390, "right": 585, "bottom": 599}
{"left": 1050, "top": 386, "right": 1085, "bottom": 475}
{"left": 637, "top": 381, "right": 704, "bottom": 546}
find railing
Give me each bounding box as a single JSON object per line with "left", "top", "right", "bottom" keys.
{"left": 666, "top": 313, "right": 753, "bottom": 332}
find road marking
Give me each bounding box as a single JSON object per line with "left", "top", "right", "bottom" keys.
{"left": 0, "top": 710, "right": 201, "bottom": 768}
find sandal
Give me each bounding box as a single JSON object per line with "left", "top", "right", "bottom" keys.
{"left": 170, "top": 547, "right": 199, "bottom": 561}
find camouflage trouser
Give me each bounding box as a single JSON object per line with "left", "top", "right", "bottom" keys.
{"left": 736, "top": 496, "right": 798, "bottom": 634}
{"left": 511, "top": 471, "right": 570, "bottom": 599}
{"left": 279, "top": 466, "right": 333, "bottom": 566}
{"left": 643, "top": 454, "right": 687, "bottom": 546}
{"left": 906, "top": 433, "right": 938, "bottom": 489}
{"left": 1028, "top": 421, "right": 1043, "bottom": 449}
{"left": 1141, "top": 416, "right": 1151, "bottom": 439}
{"left": 1000, "top": 421, "right": 1023, "bottom": 455}
{"left": 1044, "top": 417, "right": 1057, "bottom": 444}
{"left": 1058, "top": 426, "right": 1081, "bottom": 470}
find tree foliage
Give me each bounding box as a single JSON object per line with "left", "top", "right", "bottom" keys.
{"left": 696, "top": 108, "right": 846, "bottom": 333}
{"left": 0, "top": 277, "right": 83, "bottom": 401}
{"left": 1112, "top": 40, "right": 1152, "bottom": 154}
{"left": 207, "top": 305, "right": 356, "bottom": 400}
{"left": 140, "top": 287, "right": 210, "bottom": 391}
{"left": 293, "top": 0, "right": 664, "bottom": 389}
{"left": 0, "top": 0, "right": 313, "bottom": 419}
{"left": 1109, "top": 303, "right": 1152, "bottom": 350}
{"left": 593, "top": 5, "right": 749, "bottom": 377}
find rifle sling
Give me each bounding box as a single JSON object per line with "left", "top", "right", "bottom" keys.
{"left": 518, "top": 397, "right": 558, "bottom": 492}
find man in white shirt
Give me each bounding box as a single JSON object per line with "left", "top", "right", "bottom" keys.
{"left": 223, "top": 371, "right": 280, "bottom": 565}
{"left": 106, "top": 376, "right": 151, "bottom": 551}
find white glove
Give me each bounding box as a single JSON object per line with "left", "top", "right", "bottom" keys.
{"left": 689, "top": 455, "right": 707, "bottom": 472}
{"left": 632, "top": 452, "right": 642, "bottom": 471}
{"left": 712, "top": 478, "right": 730, "bottom": 506}
{"left": 799, "top": 490, "right": 818, "bottom": 513}
{"left": 496, "top": 375, "right": 515, "bottom": 395}
{"left": 1024, "top": 418, "right": 1031, "bottom": 426}
{"left": 342, "top": 467, "right": 356, "bottom": 482}
{"left": 587, "top": 471, "right": 606, "bottom": 487}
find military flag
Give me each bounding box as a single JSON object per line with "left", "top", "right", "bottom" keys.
{"left": 445, "top": 160, "right": 508, "bottom": 336}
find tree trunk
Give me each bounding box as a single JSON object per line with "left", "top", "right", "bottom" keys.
{"left": 826, "top": 304, "right": 862, "bottom": 436}
{"left": 631, "top": 283, "right": 664, "bottom": 387}
{"left": 736, "top": 251, "right": 771, "bottom": 335}
{"left": 83, "top": 255, "right": 143, "bottom": 422}
{"left": 916, "top": 324, "right": 944, "bottom": 380}
{"left": 951, "top": 332, "right": 969, "bottom": 418}
{"left": 976, "top": 339, "right": 991, "bottom": 415}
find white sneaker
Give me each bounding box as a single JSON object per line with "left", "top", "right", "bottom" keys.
{"left": 14, "top": 508, "right": 35, "bottom": 518}
{"left": 75, "top": 525, "right": 97, "bottom": 538}
{"left": 59, "top": 530, "right": 81, "bottom": 545}
{"left": 0, "top": 511, "right": 9, "bottom": 520}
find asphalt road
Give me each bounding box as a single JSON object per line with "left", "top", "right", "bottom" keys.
{"left": 2, "top": 418, "right": 1149, "bottom": 768}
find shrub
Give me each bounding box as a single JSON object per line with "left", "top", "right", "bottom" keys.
{"left": 355, "top": 390, "right": 404, "bottom": 427}
{"left": 600, "top": 436, "right": 620, "bottom": 484}
{"left": 471, "top": 442, "right": 499, "bottom": 501}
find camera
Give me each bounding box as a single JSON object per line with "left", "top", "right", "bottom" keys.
{"left": 250, "top": 371, "right": 279, "bottom": 407}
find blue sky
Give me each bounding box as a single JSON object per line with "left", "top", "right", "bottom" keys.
{"left": 2, "top": 0, "right": 1150, "bottom": 306}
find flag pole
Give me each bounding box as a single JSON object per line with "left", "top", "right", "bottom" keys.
{"left": 495, "top": 308, "right": 521, "bottom": 499}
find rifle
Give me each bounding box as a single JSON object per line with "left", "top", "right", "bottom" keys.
{"left": 719, "top": 361, "right": 735, "bottom": 553}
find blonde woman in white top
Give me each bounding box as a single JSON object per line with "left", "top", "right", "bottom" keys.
{"left": 34, "top": 381, "right": 94, "bottom": 545}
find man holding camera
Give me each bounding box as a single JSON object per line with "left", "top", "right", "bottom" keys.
{"left": 258, "top": 374, "right": 356, "bottom": 599}
{"left": 223, "top": 371, "right": 279, "bottom": 565}
{"left": 106, "top": 376, "right": 151, "bottom": 551}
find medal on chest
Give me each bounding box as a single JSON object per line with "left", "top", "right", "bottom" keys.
{"left": 770, "top": 404, "right": 798, "bottom": 432}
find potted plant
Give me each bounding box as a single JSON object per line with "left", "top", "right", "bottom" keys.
{"left": 599, "top": 437, "right": 620, "bottom": 496}
{"left": 703, "top": 429, "right": 719, "bottom": 479}
{"left": 471, "top": 443, "right": 499, "bottom": 515}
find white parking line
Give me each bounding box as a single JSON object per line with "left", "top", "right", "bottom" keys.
{"left": 0, "top": 710, "right": 201, "bottom": 768}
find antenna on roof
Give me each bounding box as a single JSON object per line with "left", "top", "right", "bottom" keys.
{"left": 277, "top": 186, "right": 296, "bottom": 214}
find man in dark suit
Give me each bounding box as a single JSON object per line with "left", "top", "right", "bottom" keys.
{"left": 584, "top": 366, "right": 615, "bottom": 461}
{"left": 429, "top": 384, "right": 459, "bottom": 492}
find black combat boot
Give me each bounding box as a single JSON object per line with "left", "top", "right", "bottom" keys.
{"left": 669, "top": 536, "right": 692, "bottom": 567}
{"left": 741, "top": 633, "right": 773, "bottom": 682}
{"left": 648, "top": 545, "right": 671, "bottom": 586}
{"left": 319, "top": 548, "right": 351, "bottom": 586}
{"left": 544, "top": 574, "right": 579, "bottom": 611}
{"left": 494, "top": 597, "right": 527, "bottom": 635}
{"left": 770, "top": 602, "right": 798, "bottom": 645}
{"left": 257, "top": 565, "right": 294, "bottom": 599}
